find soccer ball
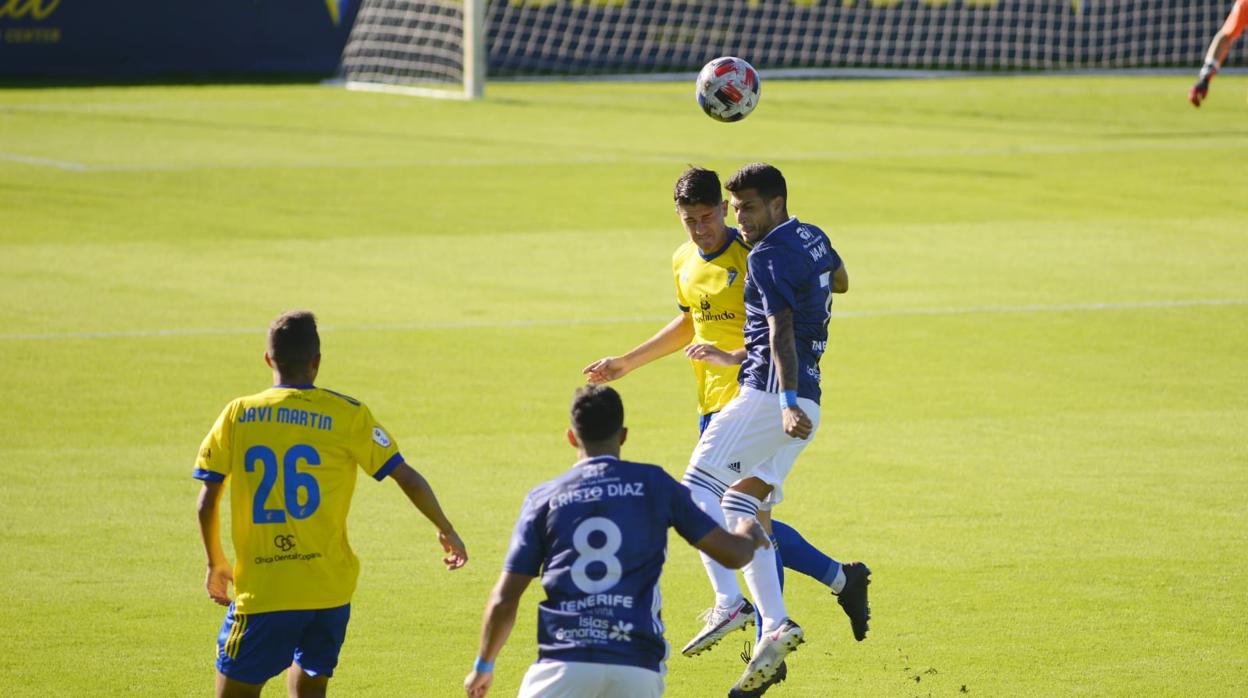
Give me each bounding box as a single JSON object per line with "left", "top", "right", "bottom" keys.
{"left": 696, "top": 56, "right": 761, "bottom": 123}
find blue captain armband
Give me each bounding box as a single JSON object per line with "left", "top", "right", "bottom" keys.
{"left": 193, "top": 468, "right": 226, "bottom": 483}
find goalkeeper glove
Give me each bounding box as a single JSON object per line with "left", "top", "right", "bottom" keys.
{"left": 1190, "top": 59, "right": 1219, "bottom": 107}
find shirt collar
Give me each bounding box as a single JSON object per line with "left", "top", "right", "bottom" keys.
{"left": 573, "top": 454, "right": 620, "bottom": 468}
{"left": 698, "top": 229, "right": 739, "bottom": 262}
{"left": 759, "top": 216, "right": 798, "bottom": 242}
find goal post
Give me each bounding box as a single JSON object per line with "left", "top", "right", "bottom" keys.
{"left": 339, "top": 0, "right": 485, "bottom": 100}
{"left": 336, "top": 0, "right": 1248, "bottom": 98}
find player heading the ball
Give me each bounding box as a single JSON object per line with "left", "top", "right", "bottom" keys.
{"left": 194, "top": 310, "right": 467, "bottom": 698}
{"left": 464, "top": 385, "right": 769, "bottom": 698}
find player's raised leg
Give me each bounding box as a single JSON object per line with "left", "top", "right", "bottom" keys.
{"left": 769, "top": 520, "right": 831, "bottom": 588}
{"left": 680, "top": 463, "right": 757, "bottom": 656}
{"left": 769, "top": 518, "right": 872, "bottom": 641}
{"left": 681, "top": 391, "right": 785, "bottom": 657}
{"left": 722, "top": 478, "right": 804, "bottom": 695}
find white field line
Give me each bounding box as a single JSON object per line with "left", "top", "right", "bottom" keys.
{"left": 498, "top": 66, "right": 1248, "bottom": 83}
{"left": 2, "top": 139, "right": 1248, "bottom": 173}
{"left": 0, "top": 151, "right": 88, "bottom": 171}
{"left": 1, "top": 298, "right": 1244, "bottom": 342}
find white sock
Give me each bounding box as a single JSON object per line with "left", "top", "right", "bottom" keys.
{"left": 722, "top": 490, "right": 787, "bottom": 633}
{"left": 682, "top": 470, "right": 742, "bottom": 607}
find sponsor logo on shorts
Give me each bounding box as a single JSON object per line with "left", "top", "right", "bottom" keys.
{"left": 727, "top": 461, "right": 741, "bottom": 473}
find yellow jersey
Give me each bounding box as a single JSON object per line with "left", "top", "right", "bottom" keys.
{"left": 672, "top": 229, "right": 751, "bottom": 415}
{"left": 194, "top": 385, "right": 403, "bottom": 614}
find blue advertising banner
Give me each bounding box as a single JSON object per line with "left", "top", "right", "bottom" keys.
{"left": 0, "top": 0, "right": 360, "bottom": 77}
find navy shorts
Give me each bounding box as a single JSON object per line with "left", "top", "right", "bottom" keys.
{"left": 216, "top": 603, "right": 351, "bottom": 685}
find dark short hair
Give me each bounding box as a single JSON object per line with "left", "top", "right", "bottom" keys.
{"left": 725, "top": 162, "right": 787, "bottom": 203}
{"left": 674, "top": 166, "right": 723, "bottom": 207}
{"left": 570, "top": 385, "right": 624, "bottom": 442}
{"left": 268, "top": 310, "right": 320, "bottom": 376}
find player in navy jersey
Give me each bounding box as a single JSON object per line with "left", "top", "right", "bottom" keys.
{"left": 582, "top": 168, "right": 868, "bottom": 680}
{"left": 680, "top": 163, "right": 871, "bottom": 696}
{"left": 463, "top": 385, "right": 768, "bottom": 698}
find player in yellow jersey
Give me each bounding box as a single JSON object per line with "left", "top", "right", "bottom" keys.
{"left": 194, "top": 310, "right": 468, "bottom": 698}
{"left": 583, "top": 168, "right": 868, "bottom": 690}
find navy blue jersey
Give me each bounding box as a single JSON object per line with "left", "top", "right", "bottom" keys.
{"left": 503, "top": 455, "right": 719, "bottom": 672}
{"left": 739, "top": 217, "right": 843, "bottom": 404}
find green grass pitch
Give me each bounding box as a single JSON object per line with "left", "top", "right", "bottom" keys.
{"left": 1, "top": 75, "right": 1246, "bottom": 696}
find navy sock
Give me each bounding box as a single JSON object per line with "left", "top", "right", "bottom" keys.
{"left": 772, "top": 535, "right": 785, "bottom": 591}
{"left": 772, "top": 519, "right": 841, "bottom": 588}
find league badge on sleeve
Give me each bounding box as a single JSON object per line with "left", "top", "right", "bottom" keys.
{"left": 372, "top": 427, "right": 391, "bottom": 447}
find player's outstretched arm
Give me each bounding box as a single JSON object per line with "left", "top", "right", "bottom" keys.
{"left": 684, "top": 343, "right": 746, "bottom": 366}
{"left": 196, "top": 481, "right": 233, "bottom": 606}
{"left": 389, "top": 462, "right": 468, "bottom": 570}
{"left": 694, "top": 517, "right": 770, "bottom": 569}
{"left": 465, "top": 571, "right": 534, "bottom": 698}
{"left": 583, "top": 313, "right": 693, "bottom": 383}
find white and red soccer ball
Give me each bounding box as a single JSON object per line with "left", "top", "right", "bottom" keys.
{"left": 696, "top": 56, "right": 761, "bottom": 123}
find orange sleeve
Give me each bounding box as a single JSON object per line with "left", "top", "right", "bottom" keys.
{"left": 1222, "top": 0, "right": 1248, "bottom": 40}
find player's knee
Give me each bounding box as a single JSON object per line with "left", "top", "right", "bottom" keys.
{"left": 217, "top": 674, "right": 264, "bottom": 698}
{"left": 288, "top": 664, "right": 329, "bottom": 698}
{"left": 727, "top": 476, "right": 771, "bottom": 501}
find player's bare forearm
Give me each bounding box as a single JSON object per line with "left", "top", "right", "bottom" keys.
{"left": 833, "top": 264, "right": 849, "bottom": 294}
{"left": 768, "top": 308, "right": 813, "bottom": 438}
{"left": 197, "top": 482, "right": 233, "bottom": 606}
{"left": 391, "top": 462, "right": 455, "bottom": 531}
{"left": 465, "top": 573, "right": 531, "bottom": 697}
{"left": 391, "top": 463, "right": 468, "bottom": 568}
{"left": 768, "top": 308, "right": 800, "bottom": 392}
{"left": 476, "top": 572, "right": 532, "bottom": 662}
{"left": 196, "top": 482, "right": 229, "bottom": 568}
{"left": 695, "top": 518, "right": 769, "bottom": 568}
{"left": 631, "top": 313, "right": 694, "bottom": 363}
{"left": 583, "top": 314, "right": 692, "bottom": 382}
{"left": 685, "top": 343, "right": 746, "bottom": 366}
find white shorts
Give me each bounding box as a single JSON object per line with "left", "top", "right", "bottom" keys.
{"left": 686, "top": 386, "right": 820, "bottom": 508}
{"left": 517, "top": 660, "right": 663, "bottom": 698}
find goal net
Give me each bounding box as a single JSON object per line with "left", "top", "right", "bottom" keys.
{"left": 338, "top": 0, "right": 1248, "bottom": 96}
